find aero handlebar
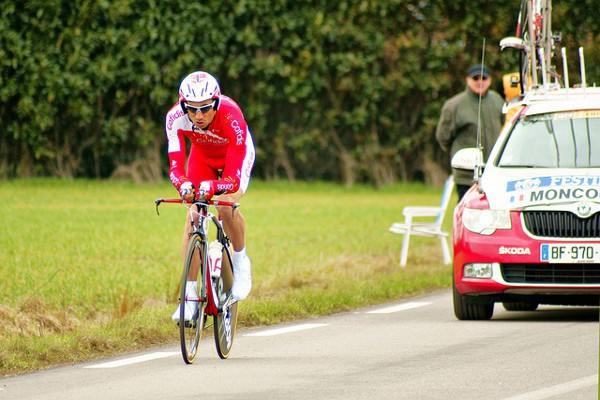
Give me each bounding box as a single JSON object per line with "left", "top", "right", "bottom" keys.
{"left": 155, "top": 197, "right": 240, "bottom": 216}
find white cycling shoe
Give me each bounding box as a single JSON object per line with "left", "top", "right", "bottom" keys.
{"left": 172, "top": 282, "right": 199, "bottom": 322}
{"left": 171, "top": 300, "right": 199, "bottom": 322}
{"left": 231, "top": 255, "right": 252, "bottom": 301}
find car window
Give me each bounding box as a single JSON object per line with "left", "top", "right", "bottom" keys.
{"left": 498, "top": 111, "right": 600, "bottom": 168}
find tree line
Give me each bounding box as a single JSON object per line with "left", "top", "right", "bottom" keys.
{"left": 1, "top": 0, "right": 598, "bottom": 186}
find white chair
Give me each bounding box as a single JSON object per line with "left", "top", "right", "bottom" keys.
{"left": 389, "top": 176, "right": 454, "bottom": 267}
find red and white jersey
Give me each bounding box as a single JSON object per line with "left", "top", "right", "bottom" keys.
{"left": 164, "top": 96, "right": 254, "bottom": 194}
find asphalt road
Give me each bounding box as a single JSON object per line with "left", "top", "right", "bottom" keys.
{"left": 1, "top": 290, "right": 598, "bottom": 400}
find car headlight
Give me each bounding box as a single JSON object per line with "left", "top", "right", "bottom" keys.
{"left": 462, "top": 208, "right": 511, "bottom": 235}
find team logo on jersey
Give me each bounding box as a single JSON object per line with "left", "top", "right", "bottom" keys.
{"left": 166, "top": 108, "right": 184, "bottom": 131}
{"left": 231, "top": 120, "right": 244, "bottom": 145}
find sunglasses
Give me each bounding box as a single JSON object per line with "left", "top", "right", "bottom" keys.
{"left": 186, "top": 101, "right": 216, "bottom": 115}
{"left": 471, "top": 76, "right": 489, "bottom": 81}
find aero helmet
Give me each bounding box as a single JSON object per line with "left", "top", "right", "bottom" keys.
{"left": 178, "top": 71, "right": 221, "bottom": 112}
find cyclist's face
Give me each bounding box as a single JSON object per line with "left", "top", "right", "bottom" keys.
{"left": 186, "top": 99, "right": 216, "bottom": 129}
{"left": 466, "top": 75, "right": 491, "bottom": 96}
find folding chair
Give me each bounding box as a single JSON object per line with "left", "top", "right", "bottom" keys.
{"left": 389, "top": 176, "right": 454, "bottom": 267}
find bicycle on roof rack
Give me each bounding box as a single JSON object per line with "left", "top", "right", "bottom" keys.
{"left": 500, "top": 0, "right": 561, "bottom": 94}
{"left": 499, "top": 0, "right": 592, "bottom": 100}
{"left": 155, "top": 196, "right": 240, "bottom": 363}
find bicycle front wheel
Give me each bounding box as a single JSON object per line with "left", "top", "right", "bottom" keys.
{"left": 179, "top": 234, "right": 208, "bottom": 364}
{"left": 214, "top": 246, "right": 239, "bottom": 359}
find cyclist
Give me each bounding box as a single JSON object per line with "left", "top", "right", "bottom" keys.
{"left": 165, "top": 71, "right": 256, "bottom": 321}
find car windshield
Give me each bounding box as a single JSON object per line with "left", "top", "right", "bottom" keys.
{"left": 497, "top": 111, "right": 600, "bottom": 168}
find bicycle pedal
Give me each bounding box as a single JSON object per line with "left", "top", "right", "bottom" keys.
{"left": 184, "top": 320, "right": 197, "bottom": 329}
{"left": 218, "top": 292, "right": 238, "bottom": 312}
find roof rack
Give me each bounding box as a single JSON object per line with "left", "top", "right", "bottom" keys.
{"left": 500, "top": 0, "right": 594, "bottom": 101}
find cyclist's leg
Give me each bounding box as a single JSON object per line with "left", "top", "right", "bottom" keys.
{"left": 215, "top": 188, "right": 246, "bottom": 251}
{"left": 211, "top": 193, "right": 243, "bottom": 358}
{"left": 214, "top": 189, "right": 251, "bottom": 300}
{"left": 183, "top": 148, "right": 220, "bottom": 276}
{"left": 172, "top": 228, "right": 204, "bottom": 322}
{"left": 216, "top": 132, "right": 254, "bottom": 299}
{"left": 215, "top": 129, "right": 254, "bottom": 253}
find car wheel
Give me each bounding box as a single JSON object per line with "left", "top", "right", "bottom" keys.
{"left": 502, "top": 301, "right": 539, "bottom": 312}
{"left": 453, "top": 284, "right": 494, "bottom": 320}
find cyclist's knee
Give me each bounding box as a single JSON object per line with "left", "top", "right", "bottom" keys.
{"left": 214, "top": 188, "right": 244, "bottom": 203}
{"left": 215, "top": 188, "right": 244, "bottom": 220}
{"left": 217, "top": 206, "right": 240, "bottom": 222}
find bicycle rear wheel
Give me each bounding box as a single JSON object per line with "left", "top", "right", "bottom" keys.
{"left": 213, "top": 245, "right": 239, "bottom": 359}
{"left": 179, "top": 234, "right": 208, "bottom": 364}
{"left": 517, "top": 0, "right": 554, "bottom": 92}
{"left": 517, "top": 0, "right": 535, "bottom": 93}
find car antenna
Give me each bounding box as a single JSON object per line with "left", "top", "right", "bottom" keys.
{"left": 474, "top": 38, "right": 486, "bottom": 191}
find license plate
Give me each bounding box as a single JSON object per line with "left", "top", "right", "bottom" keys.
{"left": 540, "top": 244, "right": 600, "bottom": 263}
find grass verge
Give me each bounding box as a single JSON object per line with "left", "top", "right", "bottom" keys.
{"left": 0, "top": 179, "right": 454, "bottom": 376}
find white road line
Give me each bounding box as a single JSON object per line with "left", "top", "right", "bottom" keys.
{"left": 83, "top": 302, "right": 431, "bottom": 368}
{"left": 366, "top": 301, "right": 431, "bottom": 314}
{"left": 502, "top": 375, "right": 598, "bottom": 400}
{"left": 84, "top": 351, "right": 180, "bottom": 369}
{"left": 244, "top": 323, "right": 329, "bottom": 337}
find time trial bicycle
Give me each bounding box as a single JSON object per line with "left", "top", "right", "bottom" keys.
{"left": 155, "top": 196, "right": 239, "bottom": 363}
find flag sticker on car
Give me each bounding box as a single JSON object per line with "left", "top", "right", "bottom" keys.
{"left": 509, "top": 194, "right": 524, "bottom": 203}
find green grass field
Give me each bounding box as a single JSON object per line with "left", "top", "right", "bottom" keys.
{"left": 0, "top": 179, "right": 454, "bottom": 376}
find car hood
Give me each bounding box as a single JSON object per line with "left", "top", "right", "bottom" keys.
{"left": 480, "top": 167, "right": 600, "bottom": 214}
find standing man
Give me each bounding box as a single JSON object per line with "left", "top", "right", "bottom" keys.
{"left": 165, "top": 71, "right": 255, "bottom": 321}
{"left": 436, "top": 65, "right": 504, "bottom": 201}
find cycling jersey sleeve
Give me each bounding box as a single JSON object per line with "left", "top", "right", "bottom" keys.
{"left": 168, "top": 131, "right": 190, "bottom": 190}
{"left": 165, "top": 104, "right": 190, "bottom": 190}
{"left": 216, "top": 129, "right": 248, "bottom": 194}
{"left": 212, "top": 101, "right": 251, "bottom": 195}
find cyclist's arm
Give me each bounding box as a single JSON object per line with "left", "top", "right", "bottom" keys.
{"left": 165, "top": 104, "right": 192, "bottom": 190}
{"left": 208, "top": 107, "right": 250, "bottom": 196}
{"left": 168, "top": 140, "right": 190, "bottom": 190}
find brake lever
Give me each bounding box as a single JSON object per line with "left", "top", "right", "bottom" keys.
{"left": 155, "top": 198, "right": 163, "bottom": 216}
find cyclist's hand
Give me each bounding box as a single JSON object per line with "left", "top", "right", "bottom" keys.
{"left": 198, "top": 180, "right": 215, "bottom": 200}
{"left": 179, "top": 182, "right": 195, "bottom": 202}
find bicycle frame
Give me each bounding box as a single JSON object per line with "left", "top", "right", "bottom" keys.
{"left": 500, "top": 0, "right": 559, "bottom": 94}
{"left": 156, "top": 197, "right": 239, "bottom": 314}
{"left": 156, "top": 196, "right": 240, "bottom": 361}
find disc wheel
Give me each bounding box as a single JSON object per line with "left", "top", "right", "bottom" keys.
{"left": 179, "top": 234, "right": 207, "bottom": 364}
{"left": 214, "top": 246, "right": 239, "bottom": 359}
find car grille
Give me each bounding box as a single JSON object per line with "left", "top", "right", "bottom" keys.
{"left": 502, "top": 264, "right": 600, "bottom": 284}
{"left": 522, "top": 211, "right": 600, "bottom": 238}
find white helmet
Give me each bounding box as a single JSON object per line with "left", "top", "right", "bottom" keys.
{"left": 178, "top": 71, "right": 221, "bottom": 109}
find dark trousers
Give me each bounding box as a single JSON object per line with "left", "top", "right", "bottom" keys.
{"left": 456, "top": 184, "right": 471, "bottom": 203}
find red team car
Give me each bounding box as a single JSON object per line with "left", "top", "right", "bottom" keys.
{"left": 451, "top": 85, "right": 600, "bottom": 320}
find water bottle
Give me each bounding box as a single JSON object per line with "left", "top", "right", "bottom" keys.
{"left": 208, "top": 241, "right": 223, "bottom": 278}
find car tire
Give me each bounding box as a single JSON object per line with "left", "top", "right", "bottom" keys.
{"left": 502, "top": 301, "right": 539, "bottom": 312}
{"left": 453, "top": 284, "right": 494, "bottom": 320}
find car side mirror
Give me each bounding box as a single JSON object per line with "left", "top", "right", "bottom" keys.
{"left": 451, "top": 148, "right": 484, "bottom": 171}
